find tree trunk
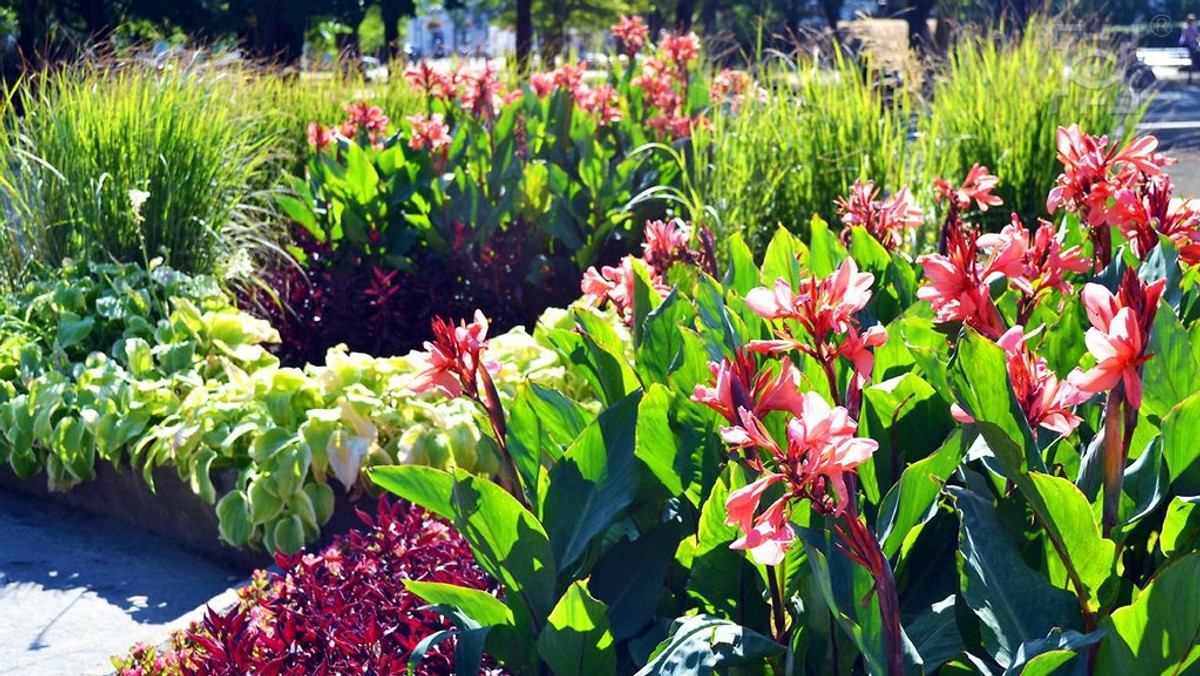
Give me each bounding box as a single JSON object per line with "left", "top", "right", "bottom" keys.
{"left": 247, "top": 0, "right": 304, "bottom": 64}
{"left": 382, "top": 1, "right": 403, "bottom": 61}
{"left": 16, "top": 0, "right": 44, "bottom": 64}
{"left": 539, "top": 23, "right": 566, "bottom": 66}
{"left": 905, "top": 0, "right": 935, "bottom": 52}
{"left": 77, "top": 0, "right": 114, "bottom": 44}
{"left": 699, "top": 0, "right": 717, "bottom": 35}
{"left": 820, "top": 0, "right": 843, "bottom": 34}
{"left": 676, "top": 0, "right": 696, "bottom": 32}
{"left": 516, "top": 0, "right": 532, "bottom": 72}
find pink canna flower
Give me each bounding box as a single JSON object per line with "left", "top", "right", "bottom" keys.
{"left": 837, "top": 324, "right": 890, "bottom": 391}
{"left": 410, "top": 310, "right": 500, "bottom": 399}
{"left": 719, "top": 393, "right": 878, "bottom": 565}
{"left": 641, "top": 219, "right": 691, "bottom": 272}
{"left": 344, "top": 102, "right": 390, "bottom": 134}
{"left": 836, "top": 179, "right": 924, "bottom": 250}
{"left": 1048, "top": 125, "right": 1165, "bottom": 221}
{"left": 745, "top": 257, "right": 887, "bottom": 410}
{"left": 997, "top": 326, "right": 1087, "bottom": 437}
{"left": 729, "top": 492, "right": 794, "bottom": 566}
{"left": 1069, "top": 274, "right": 1165, "bottom": 408}
{"left": 724, "top": 472, "right": 784, "bottom": 535}
{"left": 711, "top": 69, "right": 767, "bottom": 111}
{"left": 580, "top": 257, "right": 669, "bottom": 325}
{"left": 306, "top": 122, "right": 336, "bottom": 151}
{"left": 611, "top": 15, "right": 650, "bottom": 56}
{"left": 1047, "top": 125, "right": 1169, "bottom": 268}
{"left": 576, "top": 84, "right": 624, "bottom": 125}
{"left": 976, "top": 216, "right": 1090, "bottom": 323}
{"left": 580, "top": 220, "right": 707, "bottom": 326}
{"left": 660, "top": 32, "right": 702, "bottom": 67}
{"left": 553, "top": 62, "right": 586, "bottom": 94}
{"left": 529, "top": 71, "right": 557, "bottom": 97}
{"left": 917, "top": 225, "right": 1011, "bottom": 339}
{"left": 692, "top": 351, "right": 807, "bottom": 423}
{"left": 934, "top": 164, "right": 1003, "bottom": 212}
{"left": 406, "top": 113, "right": 452, "bottom": 154}
{"left": 459, "top": 64, "right": 502, "bottom": 118}
{"left": 745, "top": 257, "right": 874, "bottom": 338}
{"left": 404, "top": 63, "right": 454, "bottom": 100}
{"left": 1107, "top": 175, "right": 1200, "bottom": 267}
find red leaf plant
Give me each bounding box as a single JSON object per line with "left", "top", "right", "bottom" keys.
{"left": 112, "top": 499, "right": 501, "bottom": 676}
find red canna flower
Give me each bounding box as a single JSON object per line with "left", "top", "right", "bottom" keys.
{"left": 1069, "top": 274, "right": 1165, "bottom": 408}
{"left": 611, "top": 15, "right": 650, "bottom": 56}
{"left": 692, "top": 350, "right": 807, "bottom": 423}
{"left": 410, "top": 310, "right": 500, "bottom": 399}
{"left": 934, "top": 163, "right": 1003, "bottom": 212}
{"left": 836, "top": 179, "right": 924, "bottom": 250}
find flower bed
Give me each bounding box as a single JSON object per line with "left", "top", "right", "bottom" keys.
{"left": 358, "top": 126, "right": 1200, "bottom": 673}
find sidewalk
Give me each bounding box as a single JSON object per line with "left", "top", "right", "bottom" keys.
{"left": 0, "top": 489, "right": 249, "bottom": 675}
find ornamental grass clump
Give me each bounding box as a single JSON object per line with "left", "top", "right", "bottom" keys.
{"left": 0, "top": 59, "right": 279, "bottom": 278}
{"left": 917, "top": 20, "right": 1141, "bottom": 235}
{"left": 695, "top": 48, "right": 914, "bottom": 255}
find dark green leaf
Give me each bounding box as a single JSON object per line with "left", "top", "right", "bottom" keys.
{"left": 590, "top": 520, "right": 681, "bottom": 641}
{"left": 1096, "top": 552, "right": 1200, "bottom": 674}
{"left": 949, "top": 330, "right": 1042, "bottom": 477}
{"left": 536, "top": 580, "right": 616, "bottom": 676}
{"left": 634, "top": 614, "right": 783, "bottom": 676}
{"left": 542, "top": 391, "right": 641, "bottom": 572}
{"left": 948, "top": 486, "right": 1080, "bottom": 668}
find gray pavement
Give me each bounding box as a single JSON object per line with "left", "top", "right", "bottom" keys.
{"left": 0, "top": 489, "right": 249, "bottom": 675}
{"left": 1137, "top": 79, "right": 1200, "bottom": 195}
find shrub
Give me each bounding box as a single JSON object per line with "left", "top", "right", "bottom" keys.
{"left": 372, "top": 126, "right": 1200, "bottom": 674}
{"left": 0, "top": 259, "right": 589, "bottom": 551}
{"left": 112, "top": 498, "right": 501, "bottom": 675}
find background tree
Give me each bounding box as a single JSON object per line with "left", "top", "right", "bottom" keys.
{"left": 380, "top": 0, "right": 416, "bottom": 60}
